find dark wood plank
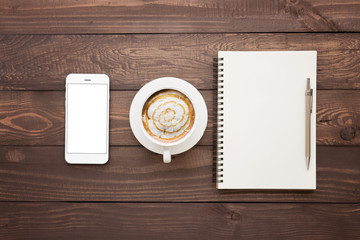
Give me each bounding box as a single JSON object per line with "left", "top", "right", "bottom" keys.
{"left": 0, "top": 146, "right": 359, "bottom": 202}
{"left": 1, "top": 0, "right": 360, "bottom": 34}
{"left": 1, "top": 34, "right": 360, "bottom": 90}
{"left": 1, "top": 90, "right": 360, "bottom": 146}
{"left": 317, "top": 90, "right": 360, "bottom": 145}
{"left": 0, "top": 202, "right": 359, "bottom": 239}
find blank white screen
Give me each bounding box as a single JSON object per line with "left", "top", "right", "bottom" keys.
{"left": 67, "top": 84, "right": 108, "bottom": 154}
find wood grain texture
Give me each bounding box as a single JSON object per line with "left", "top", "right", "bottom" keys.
{"left": 317, "top": 90, "right": 360, "bottom": 145}
{"left": 0, "top": 202, "right": 359, "bottom": 240}
{"left": 1, "top": 0, "right": 360, "bottom": 34}
{"left": 1, "top": 90, "right": 360, "bottom": 146}
{"left": 0, "top": 146, "right": 359, "bottom": 202}
{"left": 1, "top": 1, "right": 359, "bottom": 238}
{"left": 1, "top": 34, "right": 360, "bottom": 90}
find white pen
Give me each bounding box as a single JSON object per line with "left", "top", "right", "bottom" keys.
{"left": 305, "top": 78, "right": 313, "bottom": 170}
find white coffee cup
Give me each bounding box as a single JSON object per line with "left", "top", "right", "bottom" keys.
{"left": 130, "top": 77, "right": 208, "bottom": 163}
{"left": 141, "top": 107, "right": 197, "bottom": 163}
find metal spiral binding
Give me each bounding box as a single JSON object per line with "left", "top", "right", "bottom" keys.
{"left": 215, "top": 57, "right": 224, "bottom": 185}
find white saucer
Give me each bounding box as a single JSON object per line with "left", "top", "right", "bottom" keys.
{"left": 129, "top": 77, "right": 208, "bottom": 156}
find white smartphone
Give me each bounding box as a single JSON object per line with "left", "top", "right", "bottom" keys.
{"left": 65, "top": 74, "right": 110, "bottom": 164}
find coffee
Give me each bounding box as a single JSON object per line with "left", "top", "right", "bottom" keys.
{"left": 142, "top": 89, "right": 195, "bottom": 143}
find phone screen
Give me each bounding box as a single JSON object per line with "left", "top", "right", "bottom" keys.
{"left": 66, "top": 83, "right": 108, "bottom": 154}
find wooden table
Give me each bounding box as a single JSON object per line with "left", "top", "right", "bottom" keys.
{"left": 1, "top": 1, "right": 360, "bottom": 239}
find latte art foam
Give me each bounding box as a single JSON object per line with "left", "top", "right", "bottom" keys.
{"left": 142, "top": 90, "right": 195, "bottom": 143}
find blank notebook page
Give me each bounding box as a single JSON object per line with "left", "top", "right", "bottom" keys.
{"left": 217, "top": 51, "right": 317, "bottom": 189}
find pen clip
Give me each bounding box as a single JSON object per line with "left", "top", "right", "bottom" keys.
{"left": 306, "top": 78, "right": 313, "bottom": 113}
{"left": 310, "top": 89, "right": 313, "bottom": 113}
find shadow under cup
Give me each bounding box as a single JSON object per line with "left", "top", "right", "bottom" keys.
{"left": 141, "top": 89, "right": 196, "bottom": 145}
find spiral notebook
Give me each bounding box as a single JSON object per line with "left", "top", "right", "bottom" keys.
{"left": 216, "top": 51, "right": 317, "bottom": 189}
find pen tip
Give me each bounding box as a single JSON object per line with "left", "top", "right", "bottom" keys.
{"left": 306, "top": 157, "right": 310, "bottom": 170}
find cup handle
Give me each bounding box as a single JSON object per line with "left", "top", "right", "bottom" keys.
{"left": 163, "top": 150, "right": 171, "bottom": 163}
